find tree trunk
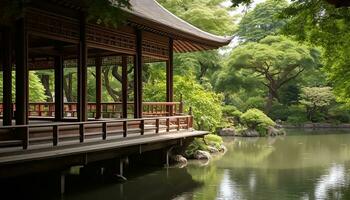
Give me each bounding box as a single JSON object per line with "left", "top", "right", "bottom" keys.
{"left": 40, "top": 74, "right": 53, "bottom": 102}
{"left": 265, "top": 86, "right": 279, "bottom": 113}
{"left": 63, "top": 73, "right": 74, "bottom": 102}
{"left": 103, "top": 67, "right": 119, "bottom": 102}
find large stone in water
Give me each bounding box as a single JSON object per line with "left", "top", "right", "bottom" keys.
{"left": 194, "top": 150, "right": 211, "bottom": 160}
{"left": 219, "top": 128, "right": 236, "bottom": 136}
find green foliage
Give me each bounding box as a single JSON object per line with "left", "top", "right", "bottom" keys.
{"left": 286, "top": 105, "right": 308, "bottom": 125}
{"left": 226, "top": 35, "right": 320, "bottom": 111}
{"left": 240, "top": 108, "right": 275, "bottom": 134}
{"left": 144, "top": 74, "right": 223, "bottom": 132}
{"left": 281, "top": 0, "right": 350, "bottom": 104}
{"left": 158, "top": 0, "right": 236, "bottom": 35}
{"left": 0, "top": 72, "right": 47, "bottom": 102}
{"left": 299, "top": 87, "right": 335, "bottom": 122}
{"left": 185, "top": 134, "right": 223, "bottom": 157}
{"left": 236, "top": 0, "right": 288, "bottom": 42}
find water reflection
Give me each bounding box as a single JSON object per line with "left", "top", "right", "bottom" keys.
{"left": 315, "top": 164, "right": 347, "bottom": 200}
{"left": 7, "top": 130, "right": 350, "bottom": 200}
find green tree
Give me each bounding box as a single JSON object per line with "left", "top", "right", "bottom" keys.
{"left": 236, "top": 0, "right": 288, "bottom": 42}
{"left": 299, "top": 87, "right": 335, "bottom": 122}
{"left": 226, "top": 35, "right": 320, "bottom": 112}
{"left": 281, "top": 0, "right": 350, "bottom": 104}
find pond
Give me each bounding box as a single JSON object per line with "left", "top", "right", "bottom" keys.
{"left": 5, "top": 129, "right": 350, "bottom": 200}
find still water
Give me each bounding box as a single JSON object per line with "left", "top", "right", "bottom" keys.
{"left": 56, "top": 129, "right": 350, "bottom": 200}
{"left": 7, "top": 129, "right": 350, "bottom": 200}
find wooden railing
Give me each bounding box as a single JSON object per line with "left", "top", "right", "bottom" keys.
{"left": 0, "top": 102, "right": 184, "bottom": 118}
{"left": 0, "top": 115, "right": 193, "bottom": 150}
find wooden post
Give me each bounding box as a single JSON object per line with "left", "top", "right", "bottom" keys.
{"left": 95, "top": 57, "right": 102, "bottom": 119}
{"left": 122, "top": 56, "right": 128, "bottom": 118}
{"left": 77, "top": 13, "right": 87, "bottom": 121}
{"left": 166, "top": 38, "right": 174, "bottom": 116}
{"left": 54, "top": 56, "right": 64, "bottom": 121}
{"left": 134, "top": 29, "right": 143, "bottom": 118}
{"left": 2, "top": 28, "right": 13, "bottom": 126}
{"left": 15, "top": 18, "right": 28, "bottom": 126}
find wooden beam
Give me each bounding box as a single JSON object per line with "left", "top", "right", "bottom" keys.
{"left": 15, "top": 18, "right": 29, "bottom": 125}
{"left": 77, "top": 13, "right": 87, "bottom": 122}
{"left": 2, "top": 28, "right": 13, "bottom": 126}
{"left": 134, "top": 29, "right": 143, "bottom": 118}
{"left": 166, "top": 38, "right": 174, "bottom": 116}
{"left": 54, "top": 56, "right": 64, "bottom": 121}
{"left": 95, "top": 56, "right": 102, "bottom": 119}
{"left": 122, "top": 56, "right": 128, "bottom": 118}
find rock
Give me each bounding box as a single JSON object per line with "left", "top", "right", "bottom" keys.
{"left": 207, "top": 146, "right": 219, "bottom": 153}
{"left": 219, "top": 144, "right": 227, "bottom": 153}
{"left": 242, "top": 129, "right": 260, "bottom": 137}
{"left": 194, "top": 150, "right": 211, "bottom": 160}
{"left": 171, "top": 155, "right": 187, "bottom": 164}
{"left": 219, "top": 127, "right": 236, "bottom": 136}
{"left": 268, "top": 126, "right": 286, "bottom": 136}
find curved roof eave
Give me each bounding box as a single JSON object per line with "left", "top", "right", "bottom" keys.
{"left": 124, "top": 0, "right": 233, "bottom": 48}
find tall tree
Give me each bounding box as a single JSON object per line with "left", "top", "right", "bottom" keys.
{"left": 226, "top": 35, "right": 320, "bottom": 112}
{"left": 236, "top": 0, "right": 288, "bottom": 42}
{"left": 281, "top": 0, "right": 350, "bottom": 105}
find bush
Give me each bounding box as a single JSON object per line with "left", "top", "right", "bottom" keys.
{"left": 240, "top": 108, "right": 275, "bottom": 136}
{"left": 185, "top": 134, "right": 223, "bottom": 157}
{"left": 328, "top": 105, "right": 350, "bottom": 123}
{"left": 286, "top": 105, "right": 307, "bottom": 125}
{"left": 268, "top": 103, "right": 289, "bottom": 121}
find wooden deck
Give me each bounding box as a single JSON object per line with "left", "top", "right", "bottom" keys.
{"left": 0, "top": 115, "right": 204, "bottom": 178}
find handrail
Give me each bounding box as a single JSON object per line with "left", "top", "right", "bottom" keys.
{"left": 0, "top": 115, "right": 194, "bottom": 150}
{"left": 0, "top": 101, "right": 184, "bottom": 118}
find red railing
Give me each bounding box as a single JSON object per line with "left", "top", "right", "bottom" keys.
{"left": 0, "top": 115, "right": 193, "bottom": 150}
{"left": 0, "top": 102, "right": 184, "bottom": 118}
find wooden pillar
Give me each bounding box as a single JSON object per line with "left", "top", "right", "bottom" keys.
{"left": 54, "top": 56, "right": 64, "bottom": 121}
{"left": 122, "top": 56, "right": 128, "bottom": 118}
{"left": 166, "top": 38, "right": 174, "bottom": 116}
{"left": 2, "top": 28, "right": 13, "bottom": 125}
{"left": 134, "top": 29, "right": 143, "bottom": 118}
{"left": 15, "top": 18, "right": 28, "bottom": 125}
{"left": 95, "top": 56, "right": 102, "bottom": 119}
{"left": 77, "top": 13, "right": 87, "bottom": 122}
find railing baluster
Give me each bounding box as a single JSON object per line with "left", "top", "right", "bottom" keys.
{"left": 79, "top": 124, "right": 85, "bottom": 143}
{"left": 53, "top": 125, "right": 59, "bottom": 146}
{"left": 102, "top": 122, "right": 107, "bottom": 140}
{"left": 123, "top": 121, "right": 128, "bottom": 137}
{"left": 140, "top": 120, "right": 145, "bottom": 135}
{"left": 22, "top": 127, "right": 29, "bottom": 150}
{"left": 156, "top": 118, "right": 160, "bottom": 133}
{"left": 166, "top": 118, "right": 170, "bottom": 132}
{"left": 177, "top": 118, "right": 180, "bottom": 131}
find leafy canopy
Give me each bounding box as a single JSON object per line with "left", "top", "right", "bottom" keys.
{"left": 236, "top": 0, "right": 288, "bottom": 42}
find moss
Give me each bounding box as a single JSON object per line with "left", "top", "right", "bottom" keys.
{"left": 185, "top": 134, "right": 224, "bottom": 158}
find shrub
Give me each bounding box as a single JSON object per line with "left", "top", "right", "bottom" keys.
{"left": 328, "top": 105, "right": 350, "bottom": 123}
{"left": 286, "top": 105, "right": 307, "bottom": 125}
{"left": 240, "top": 108, "right": 275, "bottom": 135}
{"left": 268, "top": 103, "right": 289, "bottom": 121}
{"left": 185, "top": 134, "right": 223, "bottom": 157}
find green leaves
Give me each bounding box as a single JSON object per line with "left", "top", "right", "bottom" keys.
{"left": 236, "top": 0, "right": 288, "bottom": 42}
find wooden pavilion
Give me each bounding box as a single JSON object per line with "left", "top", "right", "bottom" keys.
{"left": 0, "top": 0, "right": 231, "bottom": 178}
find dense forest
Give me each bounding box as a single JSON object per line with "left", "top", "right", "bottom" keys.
{"left": 2, "top": 0, "right": 350, "bottom": 133}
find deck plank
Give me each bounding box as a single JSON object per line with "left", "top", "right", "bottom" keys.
{"left": 0, "top": 130, "right": 207, "bottom": 165}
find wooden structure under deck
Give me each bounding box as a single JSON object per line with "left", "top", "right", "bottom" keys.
{"left": 0, "top": 0, "right": 231, "bottom": 177}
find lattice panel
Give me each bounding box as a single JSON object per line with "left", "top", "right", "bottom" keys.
{"left": 26, "top": 9, "right": 80, "bottom": 43}
{"left": 142, "top": 31, "right": 169, "bottom": 60}
{"left": 86, "top": 24, "right": 136, "bottom": 54}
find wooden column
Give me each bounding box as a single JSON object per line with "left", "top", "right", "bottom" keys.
{"left": 54, "top": 56, "right": 64, "bottom": 121}
{"left": 134, "top": 29, "right": 143, "bottom": 118}
{"left": 122, "top": 56, "right": 128, "bottom": 118}
{"left": 95, "top": 57, "right": 102, "bottom": 119}
{"left": 2, "top": 28, "right": 13, "bottom": 125}
{"left": 166, "top": 38, "right": 174, "bottom": 116}
{"left": 77, "top": 13, "right": 87, "bottom": 122}
{"left": 15, "top": 18, "right": 28, "bottom": 125}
